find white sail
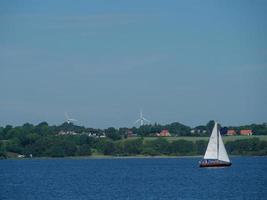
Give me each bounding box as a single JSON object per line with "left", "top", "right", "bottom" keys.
{"left": 203, "top": 122, "right": 230, "bottom": 163}
{"left": 218, "top": 130, "right": 230, "bottom": 162}
{"left": 204, "top": 122, "right": 218, "bottom": 160}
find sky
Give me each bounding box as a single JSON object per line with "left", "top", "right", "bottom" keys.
{"left": 0, "top": 0, "right": 267, "bottom": 128}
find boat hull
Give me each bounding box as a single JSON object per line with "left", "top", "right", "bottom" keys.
{"left": 199, "top": 160, "right": 231, "bottom": 168}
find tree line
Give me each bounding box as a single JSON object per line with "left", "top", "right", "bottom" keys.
{"left": 96, "top": 138, "right": 267, "bottom": 156}
{"left": 1, "top": 120, "right": 267, "bottom": 141}
{"left": 1, "top": 135, "right": 267, "bottom": 159}
{"left": 0, "top": 121, "right": 267, "bottom": 159}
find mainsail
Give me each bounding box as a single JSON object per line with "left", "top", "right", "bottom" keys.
{"left": 203, "top": 122, "right": 230, "bottom": 162}
{"left": 204, "top": 122, "right": 218, "bottom": 160}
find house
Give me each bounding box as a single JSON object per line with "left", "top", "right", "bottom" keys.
{"left": 191, "top": 129, "right": 207, "bottom": 134}
{"left": 227, "top": 130, "right": 237, "bottom": 136}
{"left": 127, "top": 130, "right": 136, "bottom": 137}
{"left": 99, "top": 134, "right": 106, "bottom": 138}
{"left": 157, "top": 129, "right": 171, "bottom": 137}
{"left": 58, "top": 130, "right": 79, "bottom": 135}
{"left": 240, "top": 130, "right": 253, "bottom": 136}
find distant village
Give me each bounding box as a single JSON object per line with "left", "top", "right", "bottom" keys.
{"left": 53, "top": 112, "right": 263, "bottom": 138}
{"left": 58, "top": 130, "right": 107, "bottom": 138}
{"left": 226, "top": 129, "right": 253, "bottom": 136}
{"left": 126, "top": 128, "right": 254, "bottom": 137}
{"left": 57, "top": 128, "right": 254, "bottom": 137}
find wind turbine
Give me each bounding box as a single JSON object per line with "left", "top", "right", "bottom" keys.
{"left": 134, "top": 109, "right": 150, "bottom": 126}
{"left": 64, "top": 112, "right": 78, "bottom": 124}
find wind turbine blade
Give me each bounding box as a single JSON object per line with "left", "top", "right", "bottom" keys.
{"left": 65, "top": 112, "right": 69, "bottom": 119}
{"left": 134, "top": 119, "right": 141, "bottom": 124}
{"left": 143, "top": 118, "right": 150, "bottom": 123}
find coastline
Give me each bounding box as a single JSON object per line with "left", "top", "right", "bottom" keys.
{"left": 3, "top": 154, "right": 267, "bottom": 160}
{"left": 3, "top": 155, "right": 202, "bottom": 160}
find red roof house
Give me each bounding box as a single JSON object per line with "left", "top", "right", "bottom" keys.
{"left": 127, "top": 130, "right": 137, "bottom": 137}
{"left": 158, "top": 129, "right": 171, "bottom": 137}
{"left": 227, "top": 130, "right": 237, "bottom": 136}
{"left": 240, "top": 130, "right": 253, "bottom": 136}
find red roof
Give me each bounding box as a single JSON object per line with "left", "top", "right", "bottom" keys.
{"left": 159, "top": 129, "right": 170, "bottom": 136}
{"left": 240, "top": 130, "right": 253, "bottom": 135}
{"left": 227, "top": 130, "right": 236, "bottom": 135}
{"left": 161, "top": 129, "right": 169, "bottom": 134}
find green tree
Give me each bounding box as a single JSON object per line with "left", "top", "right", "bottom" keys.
{"left": 0, "top": 141, "right": 7, "bottom": 159}
{"left": 170, "top": 140, "right": 194, "bottom": 155}
{"left": 195, "top": 140, "right": 208, "bottom": 155}
{"left": 78, "top": 134, "right": 94, "bottom": 146}
{"left": 46, "top": 139, "right": 77, "bottom": 157}
{"left": 6, "top": 138, "right": 23, "bottom": 154}
{"left": 206, "top": 120, "right": 215, "bottom": 134}
{"left": 77, "top": 144, "right": 92, "bottom": 156}
{"left": 144, "top": 138, "right": 170, "bottom": 154}
{"left": 105, "top": 127, "right": 121, "bottom": 140}
{"left": 3, "top": 125, "right": 13, "bottom": 139}
{"left": 122, "top": 139, "right": 143, "bottom": 155}
{"left": 35, "top": 122, "right": 51, "bottom": 135}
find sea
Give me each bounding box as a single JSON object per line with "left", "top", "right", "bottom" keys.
{"left": 1, "top": 157, "right": 267, "bottom": 200}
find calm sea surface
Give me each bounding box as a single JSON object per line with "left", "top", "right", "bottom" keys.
{"left": 1, "top": 157, "right": 267, "bottom": 200}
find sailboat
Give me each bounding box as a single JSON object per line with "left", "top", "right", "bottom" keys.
{"left": 199, "top": 122, "right": 231, "bottom": 167}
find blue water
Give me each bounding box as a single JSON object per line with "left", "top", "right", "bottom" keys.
{"left": 1, "top": 157, "right": 267, "bottom": 200}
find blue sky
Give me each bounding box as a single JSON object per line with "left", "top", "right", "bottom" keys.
{"left": 0, "top": 0, "right": 267, "bottom": 128}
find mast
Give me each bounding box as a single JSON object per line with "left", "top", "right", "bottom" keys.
{"left": 217, "top": 122, "right": 219, "bottom": 160}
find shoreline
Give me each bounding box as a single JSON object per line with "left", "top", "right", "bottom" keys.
{"left": 2, "top": 154, "right": 267, "bottom": 160}
{"left": 3, "top": 155, "right": 202, "bottom": 160}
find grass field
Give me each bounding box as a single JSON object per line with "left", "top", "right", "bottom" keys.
{"left": 126, "top": 135, "right": 267, "bottom": 142}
